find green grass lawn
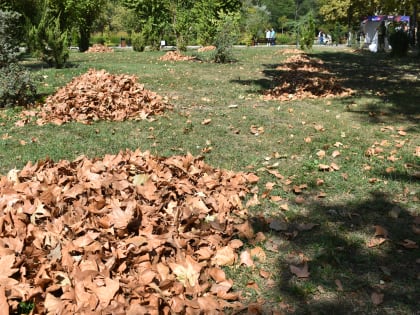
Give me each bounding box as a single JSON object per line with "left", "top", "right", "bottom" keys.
{"left": 1, "top": 46, "right": 419, "bottom": 314}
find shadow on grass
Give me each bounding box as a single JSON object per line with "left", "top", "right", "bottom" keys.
{"left": 232, "top": 49, "right": 420, "bottom": 125}
{"left": 310, "top": 50, "right": 420, "bottom": 124}
{"left": 261, "top": 191, "right": 419, "bottom": 314}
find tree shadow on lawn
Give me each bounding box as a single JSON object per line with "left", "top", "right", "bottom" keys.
{"left": 232, "top": 50, "right": 419, "bottom": 125}
{"left": 309, "top": 50, "right": 420, "bottom": 124}
{"left": 265, "top": 191, "right": 419, "bottom": 314}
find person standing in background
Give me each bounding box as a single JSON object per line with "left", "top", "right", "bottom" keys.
{"left": 377, "top": 21, "right": 386, "bottom": 52}
{"left": 270, "top": 28, "right": 276, "bottom": 45}
{"left": 266, "top": 29, "right": 271, "bottom": 46}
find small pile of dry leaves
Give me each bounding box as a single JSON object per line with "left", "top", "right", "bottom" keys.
{"left": 19, "top": 69, "right": 172, "bottom": 126}
{"left": 264, "top": 53, "right": 354, "bottom": 101}
{"left": 85, "top": 44, "right": 114, "bottom": 53}
{"left": 159, "top": 51, "right": 197, "bottom": 62}
{"left": 197, "top": 46, "right": 216, "bottom": 52}
{"left": 0, "top": 149, "right": 259, "bottom": 314}
{"left": 275, "top": 48, "right": 304, "bottom": 55}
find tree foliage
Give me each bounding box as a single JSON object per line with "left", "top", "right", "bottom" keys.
{"left": 213, "top": 11, "right": 240, "bottom": 63}
{"left": 0, "top": 10, "right": 36, "bottom": 108}
{"left": 318, "top": 0, "right": 418, "bottom": 28}
{"left": 0, "top": 10, "right": 22, "bottom": 66}
{"left": 240, "top": 0, "right": 271, "bottom": 44}
{"left": 29, "top": 9, "right": 69, "bottom": 68}
{"left": 299, "top": 11, "right": 315, "bottom": 50}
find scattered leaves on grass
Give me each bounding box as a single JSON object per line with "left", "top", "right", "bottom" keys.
{"left": 0, "top": 149, "right": 259, "bottom": 314}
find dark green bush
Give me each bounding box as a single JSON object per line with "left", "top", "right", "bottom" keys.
{"left": 276, "top": 33, "right": 295, "bottom": 45}
{"left": 300, "top": 12, "right": 315, "bottom": 50}
{"left": 389, "top": 30, "right": 409, "bottom": 57}
{"left": 0, "top": 63, "right": 37, "bottom": 108}
{"left": 131, "top": 32, "right": 147, "bottom": 52}
{"left": 213, "top": 12, "right": 240, "bottom": 63}
{"left": 29, "top": 14, "right": 69, "bottom": 68}
{"left": 0, "top": 10, "right": 22, "bottom": 67}
{"left": 0, "top": 10, "right": 37, "bottom": 108}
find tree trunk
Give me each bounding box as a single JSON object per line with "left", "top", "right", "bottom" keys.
{"left": 79, "top": 27, "right": 90, "bottom": 52}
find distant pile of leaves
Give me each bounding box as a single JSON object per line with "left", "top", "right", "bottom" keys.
{"left": 159, "top": 51, "right": 197, "bottom": 62}
{"left": 17, "top": 69, "right": 172, "bottom": 126}
{"left": 85, "top": 44, "right": 114, "bottom": 53}
{"left": 197, "top": 46, "right": 216, "bottom": 52}
{"left": 264, "top": 53, "right": 354, "bottom": 101}
{"left": 0, "top": 149, "right": 259, "bottom": 314}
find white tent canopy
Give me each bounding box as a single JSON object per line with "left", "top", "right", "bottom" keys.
{"left": 361, "top": 15, "right": 410, "bottom": 52}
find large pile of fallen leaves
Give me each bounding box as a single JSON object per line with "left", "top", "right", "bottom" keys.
{"left": 0, "top": 149, "right": 259, "bottom": 314}
{"left": 21, "top": 69, "right": 172, "bottom": 126}
{"left": 85, "top": 44, "right": 114, "bottom": 53}
{"left": 264, "top": 53, "right": 354, "bottom": 101}
{"left": 159, "top": 51, "right": 197, "bottom": 62}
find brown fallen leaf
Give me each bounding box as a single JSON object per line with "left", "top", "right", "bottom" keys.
{"left": 0, "top": 287, "right": 8, "bottom": 315}
{"left": 240, "top": 250, "right": 255, "bottom": 267}
{"left": 371, "top": 292, "right": 384, "bottom": 305}
{"left": 211, "top": 246, "right": 237, "bottom": 266}
{"left": 374, "top": 225, "right": 389, "bottom": 238}
{"left": 290, "top": 263, "right": 310, "bottom": 278}
{"left": 269, "top": 220, "right": 288, "bottom": 232}
{"left": 296, "top": 223, "right": 319, "bottom": 232}
{"left": 319, "top": 164, "right": 330, "bottom": 171}
{"left": 398, "top": 239, "right": 418, "bottom": 249}
{"left": 367, "top": 237, "right": 387, "bottom": 248}
{"left": 316, "top": 150, "right": 326, "bottom": 159}
{"left": 259, "top": 269, "right": 271, "bottom": 279}
{"left": 332, "top": 150, "right": 341, "bottom": 158}
{"left": 335, "top": 279, "right": 344, "bottom": 291}
{"left": 280, "top": 203, "right": 289, "bottom": 211}
{"left": 250, "top": 246, "right": 266, "bottom": 262}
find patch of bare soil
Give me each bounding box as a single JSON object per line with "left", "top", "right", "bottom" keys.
{"left": 0, "top": 149, "right": 259, "bottom": 314}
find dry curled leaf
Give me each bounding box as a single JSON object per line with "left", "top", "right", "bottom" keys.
{"left": 290, "top": 263, "right": 310, "bottom": 278}
{"left": 367, "top": 237, "right": 387, "bottom": 248}
{"left": 371, "top": 292, "right": 384, "bottom": 305}
{"left": 240, "top": 250, "right": 254, "bottom": 267}
{"left": 374, "top": 225, "right": 389, "bottom": 238}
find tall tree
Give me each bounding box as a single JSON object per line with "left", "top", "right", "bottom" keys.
{"left": 318, "top": 0, "right": 418, "bottom": 28}
{"left": 63, "top": 0, "right": 106, "bottom": 51}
